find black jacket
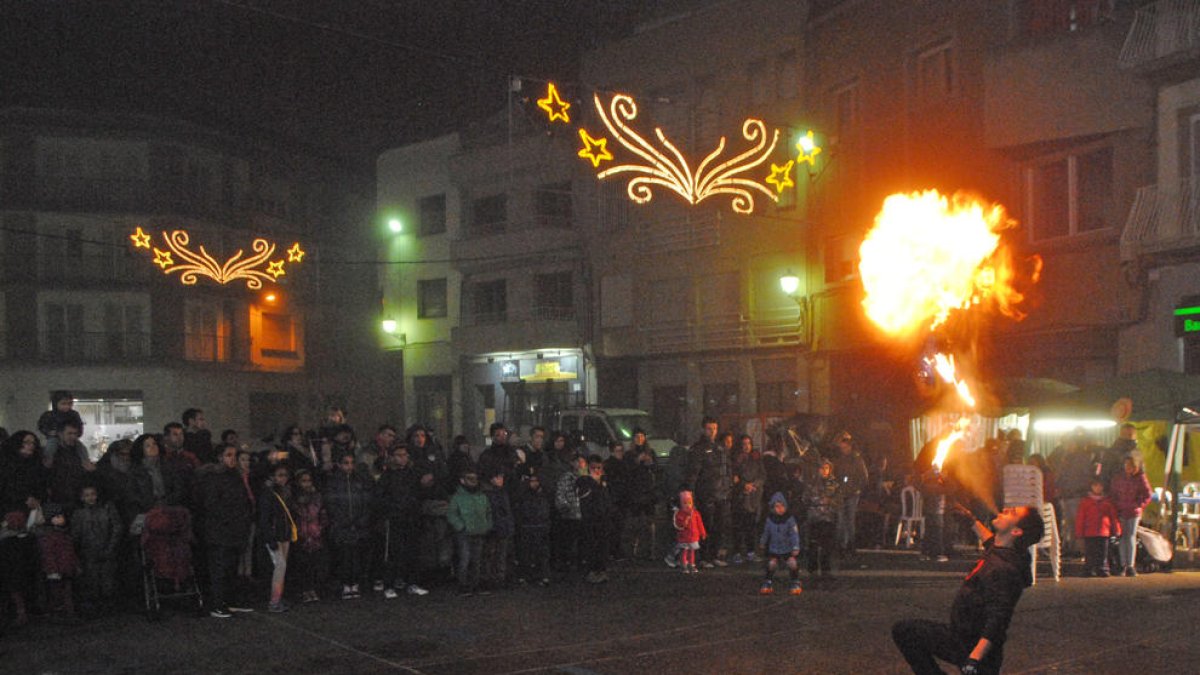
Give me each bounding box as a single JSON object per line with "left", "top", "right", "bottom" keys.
{"left": 197, "top": 465, "right": 254, "bottom": 547}
{"left": 374, "top": 465, "right": 421, "bottom": 526}
{"left": 514, "top": 485, "right": 551, "bottom": 530}
{"left": 258, "top": 483, "right": 296, "bottom": 545}
{"left": 685, "top": 438, "right": 731, "bottom": 503}
{"left": 1, "top": 444, "right": 49, "bottom": 512}
{"left": 577, "top": 475, "right": 612, "bottom": 522}
{"left": 603, "top": 455, "right": 631, "bottom": 508}
{"left": 625, "top": 459, "right": 658, "bottom": 515}
{"left": 832, "top": 450, "right": 869, "bottom": 497}
{"left": 950, "top": 538, "right": 1030, "bottom": 654}
{"left": 323, "top": 469, "right": 371, "bottom": 545}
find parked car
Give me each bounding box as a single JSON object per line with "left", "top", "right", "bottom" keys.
{"left": 555, "top": 407, "right": 678, "bottom": 459}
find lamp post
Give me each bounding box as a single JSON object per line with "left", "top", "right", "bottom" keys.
{"left": 779, "top": 270, "right": 809, "bottom": 345}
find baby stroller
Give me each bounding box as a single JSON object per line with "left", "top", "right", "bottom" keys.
{"left": 1107, "top": 525, "right": 1174, "bottom": 574}
{"left": 139, "top": 505, "right": 203, "bottom": 619}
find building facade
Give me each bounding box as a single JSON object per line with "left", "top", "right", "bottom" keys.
{"left": 0, "top": 108, "right": 384, "bottom": 453}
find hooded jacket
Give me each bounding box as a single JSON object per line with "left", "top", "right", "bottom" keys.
{"left": 1109, "top": 470, "right": 1152, "bottom": 519}
{"left": 447, "top": 484, "right": 492, "bottom": 536}
{"left": 759, "top": 492, "right": 800, "bottom": 555}
{"left": 1075, "top": 493, "right": 1122, "bottom": 539}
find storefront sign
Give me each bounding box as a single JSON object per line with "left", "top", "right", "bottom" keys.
{"left": 1174, "top": 306, "right": 1200, "bottom": 337}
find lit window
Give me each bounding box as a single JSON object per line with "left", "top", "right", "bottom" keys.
{"left": 261, "top": 313, "right": 294, "bottom": 352}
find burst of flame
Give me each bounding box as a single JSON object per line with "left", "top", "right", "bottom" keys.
{"left": 860, "top": 190, "right": 1027, "bottom": 338}
{"left": 928, "top": 353, "right": 976, "bottom": 408}
{"left": 932, "top": 417, "right": 971, "bottom": 471}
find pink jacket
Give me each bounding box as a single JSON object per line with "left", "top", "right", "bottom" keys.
{"left": 674, "top": 507, "right": 707, "bottom": 544}
{"left": 1109, "top": 471, "right": 1152, "bottom": 519}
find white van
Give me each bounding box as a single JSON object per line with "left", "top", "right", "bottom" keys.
{"left": 556, "top": 407, "right": 677, "bottom": 459}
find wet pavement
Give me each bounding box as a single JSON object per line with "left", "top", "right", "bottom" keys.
{"left": 4, "top": 550, "right": 1198, "bottom": 674}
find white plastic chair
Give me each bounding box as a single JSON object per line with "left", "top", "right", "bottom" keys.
{"left": 1030, "top": 501, "right": 1061, "bottom": 585}
{"left": 1179, "top": 485, "right": 1200, "bottom": 556}
{"left": 894, "top": 486, "right": 925, "bottom": 548}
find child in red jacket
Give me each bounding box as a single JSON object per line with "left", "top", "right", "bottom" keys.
{"left": 673, "top": 490, "right": 706, "bottom": 574}
{"left": 1075, "top": 479, "right": 1121, "bottom": 577}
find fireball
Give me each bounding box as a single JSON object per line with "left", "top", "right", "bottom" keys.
{"left": 859, "top": 190, "right": 1026, "bottom": 338}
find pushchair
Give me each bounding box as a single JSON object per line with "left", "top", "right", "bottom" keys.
{"left": 1107, "top": 525, "right": 1174, "bottom": 574}
{"left": 139, "top": 505, "right": 203, "bottom": 619}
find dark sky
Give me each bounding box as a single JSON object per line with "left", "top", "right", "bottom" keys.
{"left": 2, "top": 0, "right": 663, "bottom": 164}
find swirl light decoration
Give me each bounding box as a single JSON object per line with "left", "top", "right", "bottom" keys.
{"left": 584, "top": 93, "right": 781, "bottom": 215}
{"left": 130, "top": 228, "right": 303, "bottom": 289}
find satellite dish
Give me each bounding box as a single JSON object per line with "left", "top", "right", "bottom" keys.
{"left": 1111, "top": 397, "right": 1133, "bottom": 422}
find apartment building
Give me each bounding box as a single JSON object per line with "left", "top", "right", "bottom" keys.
{"left": 0, "top": 108, "right": 382, "bottom": 451}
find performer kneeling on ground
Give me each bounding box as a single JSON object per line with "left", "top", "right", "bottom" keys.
{"left": 891, "top": 505, "right": 1044, "bottom": 675}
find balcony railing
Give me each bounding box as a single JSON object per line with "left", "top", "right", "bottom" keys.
{"left": 34, "top": 176, "right": 149, "bottom": 211}
{"left": 38, "top": 331, "right": 150, "bottom": 362}
{"left": 460, "top": 305, "right": 580, "bottom": 327}
{"left": 185, "top": 332, "right": 235, "bottom": 363}
{"left": 638, "top": 308, "right": 804, "bottom": 355}
{"left": 1121, "top": 176, "right": 1200, "bottom": 257}
{"left": 635, "top": 211, "right": 721, "bottom": 256}
{"left": 1119, "top": 0, "right": 1200, "bottom": 69}
{"left": 39, "top": 254, "right": 158, "bottom": 283}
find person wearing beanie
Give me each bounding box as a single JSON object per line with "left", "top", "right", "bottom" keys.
{"left": 759, "top": 492, "right": 802, "bottom": 595}
{"left": 673, "top": 490, "right": 707, "bottom": 574}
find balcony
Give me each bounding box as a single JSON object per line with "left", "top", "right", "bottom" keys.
{"left": 1119, "top": 0, "right": 1200, "bottom": 72}
{"left": 450, "top": 218, "right": 582, "bottom": 271}
{"left": 635, "top": 211, "right": 721, "bottom": 257}
{"left": 637, "top": 308, "right": 804, "bottom": 355}
{"left": 38, "top": 331, "right": 151, "bottom": 363}
{"left": 452, "top": 306, "right": 582, "bottom": 355}
{"left": 33, "top": 176, "right": 148, "bottom": 212}
{"left": 1121, "top": 176, "right": 1200, "bottom": 258}
{"left": 38, "top": 254, "right": 158, "bottom": 284}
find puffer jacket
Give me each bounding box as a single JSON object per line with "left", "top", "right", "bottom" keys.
{"left": 374, "top": 465, "right": 421, "bottom": 526}
{"left": 1075, "top": 494, "right": 1121, "bottom": 539}
{"left": 323, "top": 469, "right": 372, "bottom": 545}
{"left": 759, "top": 492, "right": 800, "bottom": 555}
{"left": 1109, "top": 470, "right": 1152, "bottom": 519}
{"left": 70, "top": 501, "right": 123, "bottom": 559}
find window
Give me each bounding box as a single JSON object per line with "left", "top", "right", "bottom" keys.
{"left": 777, "top": 50, "right": 800, "bottom": 100}
{"left": 534, "top": 271, "right": 573, "bottom": 319}
{"left": 469, "top": 194, "right": 506, "bottom": 237}
{"left": 749, "top": 59, "right": 771, "bottom": 105}
{"left": 915, "top": 41, "right": 954, "bottom": 101}
{"left": 1025, "top": 145, "right": 1113, "bottom": 240}
{"left": 757, "top": 381, "right": 796, "bottom": 414}
{"left": 418, "top": 194, "right": 447, "bottom": 236}
{"left": 703, "top": 383, "right": 739, "bottom": 418}
{"left": 42, "top": 302, "right": 84, "bottom": 358}
{"left": 261, "top": 313, "right": 295, "bottom": 354}
{"left": 470, "top": 279, "right": 506, "bottom": 324}
{"left": 417, "top": 278, "right": 448, "bottom": 319}
{"left": 1020, "top": 0, "right": 1114, "bottom": 38}
{"left": 824, "top": 235, "right": 858, "bottom": 283}
{"left": 535, "top": 182, "right": 572, "bottom": 228}
{"left": 832, "top": 81, "right": 859, "bottom": 139}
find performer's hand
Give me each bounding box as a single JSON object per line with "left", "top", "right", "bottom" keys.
{"left": 960, "top": 658, "right": 981, "bottom": 675}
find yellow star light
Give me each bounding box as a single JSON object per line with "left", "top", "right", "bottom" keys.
{"left": 152, "top": 248, "right": 173, "bottom": 269}
{"left": 796, "top": 130, "right": 822, "bottom": 165}
{"left": 765, "top": 161, "right": 796, "bottom": 194}
{"left": 578, "top": 129, "right": 613, "bottom": 168}
{"left": 286, "top": 243, "right": 305, "bottom": 263}
{"left": 130, "top": 227, "right": 152, "bottom": 249}
{"left": 537, "top": 82, "right": 571, "bottom": 123}
{"left": 266, "top": 260, "right": 286, "bottom": 279}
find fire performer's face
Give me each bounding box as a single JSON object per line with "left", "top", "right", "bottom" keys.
{"left": 991, "top": 506, "right": 1031, "bottom": 537}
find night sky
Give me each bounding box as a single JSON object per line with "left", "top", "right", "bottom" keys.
{"left": 2, "top": 0, "right": 664, "bottom": 163}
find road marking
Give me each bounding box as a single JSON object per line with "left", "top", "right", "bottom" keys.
{"left": 259, "top": 613, "right": 428, "bottom": 674}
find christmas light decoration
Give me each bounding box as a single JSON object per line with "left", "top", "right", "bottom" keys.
{"left": 795, "top": 130, "right": 822, "bottom": 165}
{"left": 577, "top": 129, "right": 613, "bottom": 167}
{"left": 130, "top": 228, "right": 303, "bottom": 289}
{"left": 537, "top": 82, "right": 571, "bottom": 123}
{"left": 586, "top": 93, "right": 780, "bottom": 214}
{"left": 766, "top": 161, "right": 796, "bottom": 194}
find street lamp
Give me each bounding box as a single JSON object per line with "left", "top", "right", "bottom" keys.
{"left": 388, "top": 218, "right": 403, "bottom": 233}
{"left": 381, "top": 319, "right": 398, "bottom": 334}
{"left": 779, "top": 270, "right": 800, "bottom": 296}
{"left": 778, "top": 270, "right": 808, "bottom": 346}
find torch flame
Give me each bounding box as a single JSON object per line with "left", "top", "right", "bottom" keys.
{"left": 860, "top": 190, "right": 1027, "bottom": 338}
{"left": 928, "top": 353, "right": 976, "bottom": 409}
{"left": 933, "top": 418, "right": 971, "bottom": 471}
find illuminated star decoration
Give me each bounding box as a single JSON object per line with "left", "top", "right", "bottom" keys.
{"left": 130, "top": 228, "right": 304, "bottom": 289}
{"left": 286, "top": 242, "right": 305, "bottom": 263}
{"left": 537, "top": 82, "right": 571, "bottom": 123}
{"left": 130, "top": 227, "right": 151, "bottom": 249}
{"left": 152, "top": 248, "right": 174, "bottom": 269}
{"left": 577, "top": 129, "right": 613, "bottom": 167}
{"left": 765, "top": 161, "right": 796, "bottom": 194}
{"left": 796, "top": 130, "right": 822, "bottom": 165}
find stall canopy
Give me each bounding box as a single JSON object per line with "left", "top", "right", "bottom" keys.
{"left": 1040, "top": 369, "right": 1200, "bottom": 421}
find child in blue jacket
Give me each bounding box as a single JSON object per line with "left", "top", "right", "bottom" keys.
{"left": 759, "top": 492, "right": 802, "bottom": 595}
